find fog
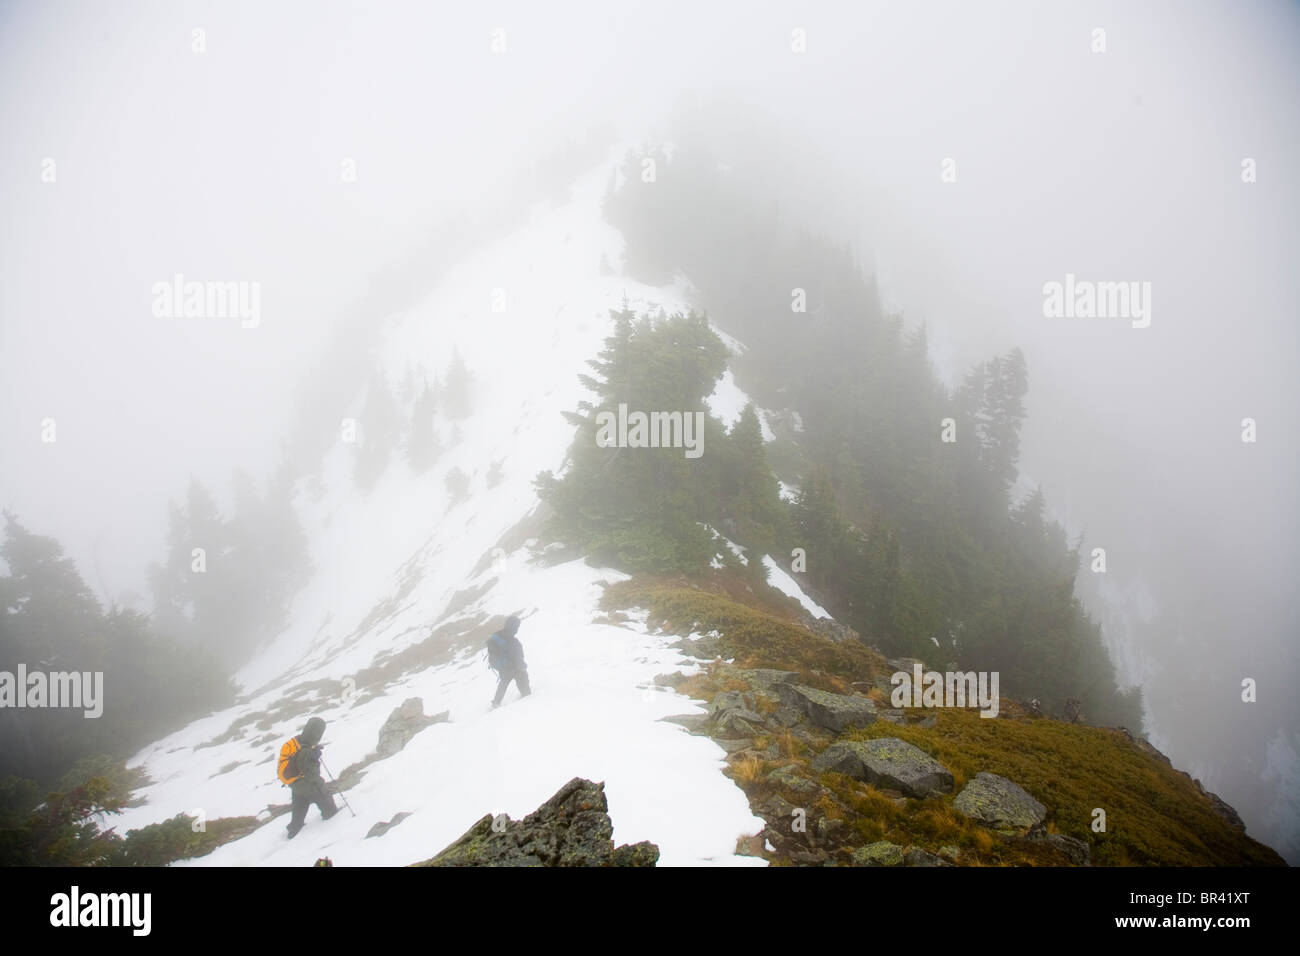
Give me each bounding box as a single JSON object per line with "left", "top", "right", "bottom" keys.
{"left": 2, "top": 0, "right": 1296, "bottom": 859}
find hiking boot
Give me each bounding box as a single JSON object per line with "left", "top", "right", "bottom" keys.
{"left": 286, "top": 822, "right": 303, "bottom": 840}
{"left": 321, "top": 806, "right": 339, "bottom": 821}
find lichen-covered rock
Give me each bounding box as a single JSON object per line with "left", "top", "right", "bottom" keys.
{"left": 952, "top": 771, "right": 1047, "bottom": 832}
{"left": 708, "top": 690, "right": 766, "bottom": 738}
{"left": 771, "top": 704, "right": 805, "bottom": 728}
{"left": 904, "top": 847, "right": 951, "bottom": 867}
{"left": 811, "top": 738, "right": 954, "bottom": 798}
{"left": 815, "top": 816, "right": 851, "bottom": 847}
{"left": 774, "top": 683, "right": 877, "bottom": 733}
{"left": 851, "top": 841, "right": 903, "bottom": 866}
{"left": 708, "top": 690, "right": 748, "bottom": 718}
{"left": 611, "top": 841, "right": 660, "bottom": 866}
{"left": 415, "top": 777, "right": 657, "bottom": 867}
{"left": 810, "top": 740, "right": 868, "bottom": 777}
{"left": 765, "top": 765, "right": 821, "bottom": 797}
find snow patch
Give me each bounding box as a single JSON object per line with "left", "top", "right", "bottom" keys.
{"left": 762, "top": 556, "right": 831, "bottom": 619}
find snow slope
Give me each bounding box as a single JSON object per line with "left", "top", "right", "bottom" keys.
{"left": 114, "top": 153, "right": 831, "bottom": 867}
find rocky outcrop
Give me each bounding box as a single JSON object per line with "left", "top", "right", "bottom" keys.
{"left": 707, "top": 690, "right": 766, "bottom": 738}
{"left": 811, "top": 738, "right": 954, "bottom": 798}
{"left": 1203, "top": 789, "right": 1246, "bottom": 832}
{"left": 952, "top": 771, "right": 1047, "bottom": 832}
{"left": 377, "top": 697, "right": 449, "bottom": 757}
{"left": 414, "top": 777, "right": 659, "bottom": 867}
{"left": 1120, "top": 729, "right": 1247, "bottom": 833}
{"left": 775, "top": 683, "right": 877, "bottom": 733}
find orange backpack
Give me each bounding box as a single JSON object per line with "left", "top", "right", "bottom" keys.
{"left": 278, "top": 737, "right": 301, "bottom": 786}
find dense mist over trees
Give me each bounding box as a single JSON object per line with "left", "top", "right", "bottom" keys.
{"left": 1, "top": 0, "right": 1294, "bottom": 868}
{"left": 602, "top": 142, "right": 1142, "bottom": 728}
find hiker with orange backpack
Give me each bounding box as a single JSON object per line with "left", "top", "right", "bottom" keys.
{"left": 278, "top": 717, "right": 339, "bottom": 839}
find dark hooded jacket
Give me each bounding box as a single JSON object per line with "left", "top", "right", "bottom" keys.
{"left": 488, "top": 616, "right": 526, "bottom": 673}
{"left": 291, "top": 717, "right": 326, "bottom": 783}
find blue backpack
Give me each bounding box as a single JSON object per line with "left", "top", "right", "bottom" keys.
{"left": 485, "top": 632, "right": 508, "bottom": 673}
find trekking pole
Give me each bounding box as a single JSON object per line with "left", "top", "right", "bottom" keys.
{"left": 320, "top": 758, "right": 357, "bottom": 817}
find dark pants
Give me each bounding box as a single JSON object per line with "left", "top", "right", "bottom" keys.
{"left": 493, "top": 667, "right": 531, "bottom": 705}
{"left": 287, "top": 777, "right": 338, "bottom": 836}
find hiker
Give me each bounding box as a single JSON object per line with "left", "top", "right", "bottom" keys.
{"left": 487, "top": 614, "right": 530, "bottom": 708}
{"left": 278, "top": 716, "right": 339, "bottom": 839}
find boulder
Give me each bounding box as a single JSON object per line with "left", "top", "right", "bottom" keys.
{"left": 904, "top": 847, "right": 951, "bottom": 867}
{"left": 765, "top": 765, "right": 821, "bottom": 797}
{"left": 771, "top": 704, "right": 805, "bottom": 728}
{"left": 809, "top": 740, "right": 868, "bottom": 777}
{"left": 415, "top": 777, "right": 657, "bottom": 867}
{"left": 774, "top": 683, "right": 877, "bottom": 733}
{"left": 811, "top": 738, "right": 954, "bottom": 798}
{"left": 851, "top": 841, "right": 904, "bottom": 866}
{"left": 952, "top": 771, "right": 1047, "bottom": 832}
{"left": 1041, "top": 832, "right": 1091, "bottom": 865}
{"left": 708, "top": 690, "right": 747, "bottom": 718}
{"left": 815, "top": 817, "right": 851, "bottom": 848}
{"left": 611, "top": 841, "right": 661, "bottom": 866}
{"left": 365, "top": 812, "right": 411, "bottom": 839}
{"left": 376, "top": 697, "right": 448, "bottom": 757}
{"left": 707, "top": 690, "right": 765, "bottom": 738}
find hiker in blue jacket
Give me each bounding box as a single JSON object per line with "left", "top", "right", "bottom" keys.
{"left": 487, "top": 614, "right": 530, "bottom": 707}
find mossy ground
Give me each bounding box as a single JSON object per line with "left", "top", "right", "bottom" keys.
{"left": 605, "top": 575, "right": 1285, "bottom": 867}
